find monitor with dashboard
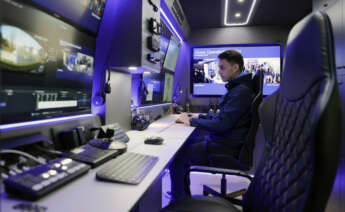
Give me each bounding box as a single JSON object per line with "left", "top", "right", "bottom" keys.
{"left": 0, "top": 0, "right": 96, "bottom": 126}
{"left": 191, "top": 44, "right": 282, "bottom": 96}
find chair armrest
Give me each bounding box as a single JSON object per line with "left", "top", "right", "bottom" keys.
{"left": 184, "top": 165, "right": 253, "bottom": 196}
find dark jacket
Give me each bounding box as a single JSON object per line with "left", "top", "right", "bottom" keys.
{"left": 190, "top": 73, "right": 255, "bottom": 147}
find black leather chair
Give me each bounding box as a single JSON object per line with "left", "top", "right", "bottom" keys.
{"left": 162, "top": 11, "right": 343, "bottom": 212}
{"left": 183, "top": 70, "right": 264, "bottom": 203}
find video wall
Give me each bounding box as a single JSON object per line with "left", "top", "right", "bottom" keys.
{"left": 192, "top": 45, "right": 282, "bottom": 96}
{"left": 0, "top": 0, "right": 96, "bottom": 125}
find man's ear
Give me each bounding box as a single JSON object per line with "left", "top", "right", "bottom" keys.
{"left": 233, "top": 64, "right": 240, "bottom": 72}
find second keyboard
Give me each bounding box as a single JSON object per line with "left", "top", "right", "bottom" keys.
{"left": 96, "top": 152, "right": 158, "bottom": 185}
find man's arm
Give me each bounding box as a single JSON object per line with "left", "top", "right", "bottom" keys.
{"left": 189, "top": 88, "right": 252, "bottom": 133}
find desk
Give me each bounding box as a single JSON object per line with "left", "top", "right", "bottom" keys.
{"left": 0, "top": 115, "right": 195, "bottom": 212}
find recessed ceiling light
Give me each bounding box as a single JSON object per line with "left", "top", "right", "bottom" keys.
{"left": 238, "top": 0, "right": 245, "bottom": 3}
{"left": 224, "top": 0, "right": 258, "bottom": 26}
{"left": 235, "top": 13, "right": 241, "bottom": 18}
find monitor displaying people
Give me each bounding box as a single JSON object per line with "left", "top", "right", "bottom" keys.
{"left": 192, "top": 45, "right": 282, "bottom": 96}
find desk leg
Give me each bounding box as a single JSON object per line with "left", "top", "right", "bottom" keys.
{"left": 131, "top": 177, "right": 162, "bottom": 212}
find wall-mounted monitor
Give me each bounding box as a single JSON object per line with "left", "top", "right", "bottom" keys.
{"left": 163, "top": 36, "right": 181, "bottom": 72}
{"left": 160, "top": 35, "right": 170, "bottom": 69}
{"left": 0, "top": 0, "right": 95, "bottom": 126}
{"left": 30, "top": 0, "right": 106, "bottom": 34}
{"left": 191, "top": 44, "right": 282, "bottom": 96}
{"left": 163, "top": 72, "right": 174, "bottom": 102}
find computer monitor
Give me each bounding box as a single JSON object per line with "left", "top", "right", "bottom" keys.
{"left": 160, "top": 35, "right": 170, "bottom": 69}
{"left": 163, "top": 72, "right": 174, "bottom": 102}
{"left": 163, "top": 36, "right": 181, "bottom": 72}
{"left": 191, "top": 44, "right": 282, "bottom": 96}
{"left": 0, "top": 0, "right": 95, "bottom": 126}
{"left": 30, "top": 0, "right": 106, "bottom": 34}
{"left": 140, "top": 72, "right": 164, "bottom": 106}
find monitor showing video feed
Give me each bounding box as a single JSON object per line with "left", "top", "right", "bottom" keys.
{"left": 191, "top": 44, "right": 282, "bottom": 96}
{"left": 140, "top": 73, "right": 164, "bottom": 106}
{"left": 30, "top": 0, "right": 107, "bottom": 34}
{"left": 0, "top": 0, "right": 95, "bottom": 125}
{"left": 163, "top": 72, "right": 174, "bottom": 102}
{"left": 163, "top": 36, "right": 181, "bottom": 72}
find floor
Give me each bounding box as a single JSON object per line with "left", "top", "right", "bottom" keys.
{"left": 161, "top": 169, "right": 251, "bottom": 208}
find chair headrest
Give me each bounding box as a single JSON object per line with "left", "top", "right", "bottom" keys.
{"left": 281, "top": 11, "right": 333, "bottom": 100}
{"left": 252, "top": 70, "right": 263, "bottom": 95}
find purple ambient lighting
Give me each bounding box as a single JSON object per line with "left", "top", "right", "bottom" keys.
{"left": 136, "top": 103, "right": 172, "bottom": 110}
{"left": 160, "top": 1, "right": 185, "bottom": 42}
{"left": 0, "top": 114, "right": 94, "bottom": 131}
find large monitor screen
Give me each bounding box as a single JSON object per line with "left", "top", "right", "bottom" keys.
{"left": 192, "top": 45, "right": 282, "bottom": 96}
{"left": 0, "top": 0, "right": 95, "bottom": 125}
{"left": 163, "top": 72, "right": 174, "bottom": 102}
{"left": 140, "top": 73, "right": 163, "bottom": 106}
{"left": 163, "top": 36, "right": 181, "bottom": 72}
{"left": 30, "top": 0, "right": 106, "bottom": 34}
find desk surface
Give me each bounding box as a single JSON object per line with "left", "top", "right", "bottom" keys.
{"left": 0, "top": 115, "right": 195, "bottom": 212}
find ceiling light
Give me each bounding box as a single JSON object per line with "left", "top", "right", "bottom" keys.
{"left": 238, "top": 0, "right": 245, "bottom": 3}
{"left": 235, "top": 13, "right": 241, "bottom": 18}
{"left": 224, "top": 0, "right": 258, "bottom": 26}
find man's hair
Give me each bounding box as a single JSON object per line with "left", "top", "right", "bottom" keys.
{"left": 218, "top": 50, "right": 244, "bottom": 72}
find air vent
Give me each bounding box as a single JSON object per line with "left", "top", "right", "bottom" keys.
{"left": 171, "top": 0, "right": 185, "bottom": 25}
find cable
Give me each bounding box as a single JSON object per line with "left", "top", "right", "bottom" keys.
{"left": 0, "top": 150, "right": 44, "bottom": 165}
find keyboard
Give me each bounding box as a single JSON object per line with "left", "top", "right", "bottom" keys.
{"left": 96, "top": 152, "right": 158, "bottom": 185}
{"left": 4, "top": 158, "right": 90, "bottom": 200}
{"left": 64, "top": 144, "right": 123, "bottom": 168}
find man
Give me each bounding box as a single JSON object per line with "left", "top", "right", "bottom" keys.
{"left": 170, "top": 50, "right": 255, "bottom": 200}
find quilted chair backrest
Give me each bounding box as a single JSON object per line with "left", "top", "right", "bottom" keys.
{"left": 242, "top": 11, "right": 343, "bottom": 212}
{"left": 238, "top": 70, "right": 263, "bottom": 167}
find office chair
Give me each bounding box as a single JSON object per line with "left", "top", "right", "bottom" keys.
{"left": 182, "top": 70, "right": 264, "bottom": 204}
{"left": 162, "top": 11, "right": 343, "bottom": 212}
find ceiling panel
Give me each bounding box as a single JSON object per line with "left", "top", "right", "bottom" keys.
{"left": 179, "top": 0, "right": 312, "bottom": 29}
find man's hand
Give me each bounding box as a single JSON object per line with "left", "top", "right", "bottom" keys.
{"left": 177, "top": 113, "right": 191, "bottom": 126}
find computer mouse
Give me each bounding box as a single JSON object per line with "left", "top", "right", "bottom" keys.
{"left": 175, "top": 119, "right": 184, "bottom": 124}
{"left": 144, "top": 136, "right": 164, "bottom": 145}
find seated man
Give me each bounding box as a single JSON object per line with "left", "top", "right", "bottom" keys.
{"left": 170, "top": 50, "right": 255, "bottom": 200}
